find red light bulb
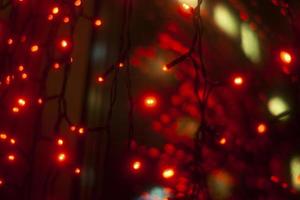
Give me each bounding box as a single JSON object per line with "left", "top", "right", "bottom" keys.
{"left": 30, "top": 45, "right": 39, "bottom": 53}
{"left": 60, "top": 40, "right": 68, "bottom": 48}
{"left": 0, "top": 133, "right": 7, "bottom": 140}
{"left": 97, "top": 76, "right": 104, "bottom": 83}
{"left": 18, "top": 98, "right": 26, "bottom": 107}
{"left": 57, "top": 153, "right": 66, "bottom": 162}
{"left": 8, "top": 154, "right": 15, "bottom": 162}
{"left": 52, "top": 6, "right": 59, "bottom": 15}
{"left": 144, "top": 96, "right": 157, "bottom": 108}
{"left": 162, "top": 168, "right": 175, "bottom": 179}
{"left": 233, "top": 76, "right": 244, "bottom": 86}
{"left": 74, "top": 167, "right": 81, "bottom": 175}
{"left": 57, "top": 138, "right": 64, "bottom": 146}
{"left": 94, "top": 19, "right": 102, "bottom": 27}
{"left": 132, "top": 160, "right": 142, "bottom": 171}
{"left": 219, "top": 137, "right": 227, "bottom": 145}
{"left": 280, "top": 50, "right": 292, "bottom": 64}
{"left": 257, "top": 123, "right": 267, "bottom": 135}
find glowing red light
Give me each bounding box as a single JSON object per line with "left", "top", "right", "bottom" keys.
{"left": 94, "top": 19, "right": 102, "bottom": 27}
{"left": 219, "top": 137, "right": 227, "bottom": 145}
{"left": 132, "top": 160, "right": 142, "bottom": 171}
{"left": 8, "top": 154, "right": 15, "bottom": 161}
{"left": 144, "top": 96, "right": 157, "bottom": 108}
{"left": 74, "top": 167, "right": 81, "bottom": 175}
{"left": 53, "top": 62, "right": 61, "bottom": 70}
{"left": 162, "top": 168, "right": 175, "bottom": 179}
{"left": 280, "top": 51, "right": 292, "bottom": 64}
{"left": 118, "top": 62, "right": 124, "bottom": 68}
{"left": 97, "top": 76, "right": 104, "bottom": 83}
{"left": 78, "top": 127, "right": 85, "bottom": 135}
{"left": 60, "top": 40, "right": 68, "bottom": 48}
{"left": 270, "top": 175, "right": 279, "bottom": 183}
{"left": 57, "top": 153, "right": 66, "bottom": 162}
{"left": 74, "top": 0, "right": 81, "bottom": 6}
{"left": 37, "top": 98, "right": 43, "bottom": 105}
{"left": 48, "top": 14, "right": 54, "bottom": 21}
{"left": 57, "top": 138, "right": 64, "bottom": 146}
{"left": 10, "top": 138, "right": 16, "bottom": 145}
{"left": 0, "top": 178, "right": 3, "bottom": 186}
{"left": 63, "top": 17, "right": 70, "bottom": 23}
{"left": 18, "top": 65, "right": 24, "bottom": 72}
{"left": 162, "top": 65, "right": 168, "bottom": 72}
{"left": 257, "top": 123, "right": 267, "bottom": 135}
{"left": 70, "top": 125, "right": 77, "bottom": 132}
{"left": 12, "top": 107, "right": 20, "bottom": 113}
{"left": 0, "top": 133, "right": 7, "bottom": 140}
{"left": 7, "top": 38, "right": 13, "bottom": 45}
{"left": 18, "top": 98, "right": 26, "bottom": 107}
{"left": 31, "top": 45, "right": 39, "bottom": 53}
{"left": 52, "top": 6, "right": 60, "bottom": 15}
{"left": 21, "top": 73, "right": 28, "bottom": 80}
{"left": 233, "top": 76, "right": 244, "bottom": 86}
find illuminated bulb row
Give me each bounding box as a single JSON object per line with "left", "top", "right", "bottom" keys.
{"left": 69, "top": 125, "right": 85, "bottom": 135}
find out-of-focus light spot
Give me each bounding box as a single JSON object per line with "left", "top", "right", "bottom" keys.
{"left": 53, "top": 62, "right": 61, "bottom": 70}
{"left": 132, "top": 160, "right": 142, "bottom": 171}
{"left": 18, "top": 65, "right": 24, "bottom": 72}
{"left": 290, "top": 156, "right": 300, "bottom": 190}
{"left": 214, "top": 4, "right": 239, "bottom": 38}
{"left": 52, "top": 6, "right": 59, "bottom": 15}
{"left": 7, "top": 38, "right": 13, "bottom": 45}
{"left": 270, "top": 175, "right": 279, "bottom": 183}
{"left": 38, "top": 98, "right": 43, "bottom": 105}
{"left": 208, "top": 170, "right": 234, "bottom": 200}
{"left": 60, "top": 39, "right": 68, "bottom": 48}
{"left": 10, "top": 138, "right": 16, "bottom": 145}
{"left": 57, "top": 153, "right": 66, "bottom": 162}
{"left": 233, "top": 76, "right": 244, "bottom": 86}
{"left": 178, "top": 0, "right": 197, "bottom": 8}
{"left": 280, "top": 50, "right": 292, "bottom": 64}
{"left": 48, "top": 14, "right": 54, "bottom": 21}
{"left": 0, "top": 133, "right": 7, "bottom": 140}
{"left": 21, "top": 73, "right": 28, "bottom": 79}
{"left": 74, "top": 167, "right": 81, "bottom": 175}
{"left": 268, "top": 96, "right": 289, "bottom": 118}
{"left": 162, "top": 168, "right": 175, "bottom": 179}
{"left": 137, "top": 186, "right": 171, "bottom": 200}
{"left": 63, "top": 17, "right": 70, "bottom": 23}
{"left": 31, "top": 45, "right": 39, "bottom": 53}
{"left": 12, "top": 107, "right": 20, "bottom": 113}
{"left": 57, "top": 138, "right": 64, "bottom": 146}
{"left": 118, "top": 62, "right": 124, "bottom": 68}
{"left": 78, "top": 127, "right": 85, "bottom": 135}
{"left": 94, "top": 19, "right": 102, "bottom": 27}
{"left": 219, "top": 137, "right": 227, "bottom": 145}
{"left": 74, "top": 0, "right": 81, "bottom": 6}
{"left": 18, "top": 98, "right": 26, "bottom": 107}
{"left": 70, "top": 125, "right": 77, "bottom": 132}
{"left": 241, "top": 23, "right": 261, "bottom": 63}
{"left": 182, "top": 3, "right": 191, "bottom": 10}
{"left": 257, "top": 123, "right": 267, "bottom": 135}
{"left": 97, "top": 76, "right": 104, "bottom": 83}
{"left": 8, "top": 154, "right": 15, "bottom": 161}
{"left": 144, "top": 96, "right": 157, "bottom": 108}
{"left": 0, "top": 178, "right": 3, "bottom": 186}
{"left": 162, "top": 65, "right": 168, "bottom": 72}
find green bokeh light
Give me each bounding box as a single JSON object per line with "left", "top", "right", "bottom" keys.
{"left": 214, "top": 4, "right": 239, "bottom": 38}
{"left": 268, "top": 96, "right": 290, "bottom": 118}
{"left": 290, "top": 157, "right": 300, "bottom": 190}
{"left": 241, "top": 23, "right": 261, "bottom": 63}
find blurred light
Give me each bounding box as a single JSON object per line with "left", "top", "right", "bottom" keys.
{"left": 60, "top": 40, "right": 68, "bottom": 48}
{"left": 57, "top": 153, "right": 66, "bottom": 162}
{"left": 270, "top": 175, "right": 279, "bottom": 183}
{"left": 57, "top": 138, "right": 64, "bottom": 146}
{"left": 208, "top": 170, "right": 234, "bottom": 200}
{"left": 241, "top": 23, "right": 261, "bottom": 63}
{"left": 178, "top": 0, "right": 197, "bottom": 8}
{"left": 78, "top": 127, "right": 85, "bottom": 135}
{"left": 74, "top": 0, "right": 81, "bottom": 6}
{"left": 132, "top": 160, "right": 142, "bottom": 171}
{"left": 94, "top": 19, "right": 102, "bottom": 27}
{"left": 219, "top": 137, "right": 227, "bottom": 145}
{"left": 97, "top": 76, "right": 104, "bottom": 83}
{"left": 70, "top": 125, "right": 77, "bottom": 132}
{"left": 74, "top": 167, "right": 81, "bottom": 175}
{"left": 18, "top": 65, "right": 24, "bottom": 72}
{"left": 63, "top": 17, "right": 70, "bottom": 23}
{"left": 52, "top": 6, "right": 59, "bottom": 15}
{"left": 162, "top": 168, "right": 175, "bottom": 179}
{"left": 268, "top": 96, "right": 289, "bottom": 118}
{"left": 31, "top": 45, "right": 39, "bottom": 53}
{"left": 280, "top": 50, "right": 292, "bottom": 64}
{"left": 144, "top": 96, "right": 157, "bottom": 108}
{"left": 12, "top": 107, "right": 20, "bottom": 113}
{"left": 290, "top": 157, "right": 300, "bottom": 190}
{"left": 118, "top": 63, "right": 124, "bottom": 68}
{"left": 257, "top": 123, "right": 267, "bottom": 135}
{"left": 7, "top": 38, "right": 13, "bottom": 45}
{"left": 8, "top": 154, "right": 15, "bottom": 161}
{"left": 48, "top": 14, "right": 54, "bottom": 21}
{"left": 37, "top": 98, "right": 43, "bottom": 105}
{"left": 0, "top": 133, "right": 7, "bottom": 140}
{"left": 0, "top": 178, "right": 3, "bottom": 186}
{"left": 18, "top": 98, "right": 26, "bottom": 107}
{"left": 182, "top": 3, "right": 191, "bottom": 10}
{"left": 53, "top": 62, "right": 61, "bottom": 70}
{"left": 21, "top": 73, "right": 28, "bottom": 79}
{"left": 10, "top": 138, "right": 16, "bottom": 145}
{"left": 138, "top": 186, "right": 171, "bottom": 200}
{"left": 233, "top": 76, "right": 243, "bottom": 86}
{"left": 162, "top": 65, "right": 168, "bottom": 72}
{"left": 214, "top": 4, "right": 239, "bottom": 38}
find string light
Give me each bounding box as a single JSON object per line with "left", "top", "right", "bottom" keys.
{"left": 12, "top": 107, "right": 20, "bottom": 113}
{"left": 30, "top": 45, "right": 39, "bottom": 53}
{"left": 118, "top": 62, "right": 124, "bottom": 68}
{"left": 52, "top": 6, "right": 60, "bottom": 15}
{"left": 74, "top": 0, "right": 81, "bottom": 7}
{"left": 8, "top": 154, "right": 15, "bottom": 162}
{"left": 144, "top": 96, "right": 157, "bottom": 108}
{"left": 162, "top": 168, "right": 175, "bottom": 179}
{"left": 78, "top": 127, "right": 85, "bottom": 135}
{"left": 21, "top": 73, "right": 28, "bottom": 79}
{"left": 132, "top": 160, "right": 142, "bottom": 171}
{"left": 97, "top": 76, "right": 104, "bottom": 83}
{"left": 162, "top": 65, "right": 168, "bottom": 71}
{"left": 233, "top": 76, "right": 244, "bottom": 86}
{"left": 63, "top": 17, "right": 70, "bottom": 23}
{"left": 17, "top": 98, "right": 26, "bottom": 107}
{"left": 94, "top": 19, "right": 102, "bottom": 27}
{"left": 60, "top": 39, "right": 69, "bottom": 48}
{"left": 74, "top": 167, "right": 81, "bottom": 175}
{"left": 0, "top": 133, "right": 7, "bottom": 140}
{"left": 57, "top": 153, "right": 66, "bottom": 162}
{"left": 18, "top": 65, "right": 24, "bottom": 72}
{"left": 7, "top": 38, "right": 13, "bottom": 45}
{"left": 53, "top": 62, "right": 61, "bottom": 70}
{"left": 257, "top": 123, "right": 267, "bottom": 135}
{"left": 37, "top": 98, "right": 43, "bottom": 105}
{"left": 70, "top": 125, "right": 77, "bottom": 132}
{"left": 0, "top": 178, "right": 3, "bottom": 186}
{"left": 10, "top": 138, "right": 16, "bottom": 145}
{"left": 219, "top": 137, "right": 227, "bottom": 145}
{"left": 57, "top": 138, "right": 64, "bottom": 146}
{"left": 279, "top": 50, "right": 292, "bottom": 64}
